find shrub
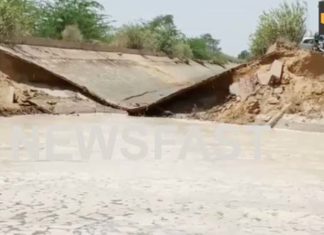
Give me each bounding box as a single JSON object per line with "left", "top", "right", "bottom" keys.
{"left": 115, "top": 24, "right": 146, "bottom": 49}
{"left": 172, "top": 42, "right": 193, "bottom": 60}
{"left": 250, "top": 1, "right": 307, "bottom": 57}
{"left": 188, "top": 38, "right": 211, "bottom": 60}
{"left": 112, "top": 24, "right": 159, "bottom": 52}
{"left": 141, "top": 30, "right": 160, "bottom": 53}
{"left": 210, "top": 53, "right": 228, "bottom": 66}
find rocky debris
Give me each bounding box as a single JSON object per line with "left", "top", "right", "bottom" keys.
{"left": 255, "top": 114, "right": 272, "bottom": 123}
{"left": 246, "top": 99, "right": 260, "bottom": 114}
{"left": 268, "top": 97, "right": 280, "bottom": 105}
{"left": 192, "top": 47, "right": 324, "bottom": 125}
{"left": 256, "top": 60, "right": 283, "bottom": 86}
{"left": 313, "top": 86, "right": 324, "bottom": 95}
{"left": 273, "top": 87, "right": 284, "bottom": 95}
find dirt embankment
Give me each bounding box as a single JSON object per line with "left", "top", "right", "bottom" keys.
{"left": 172, "top": 47, "right": 324, "bottom": 125}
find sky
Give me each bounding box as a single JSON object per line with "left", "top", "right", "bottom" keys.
{"left": 98, "top": 0, "right": 318, "bottom": 56}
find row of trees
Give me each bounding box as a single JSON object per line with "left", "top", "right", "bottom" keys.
{"left": 111, "top": 17, "right": 226, "bottom": 62}
{"left": 0, "top": 0, "right": 309, "bottom": 61}
{"left": 0, "top": 0, "right": 229, "bottom": 64}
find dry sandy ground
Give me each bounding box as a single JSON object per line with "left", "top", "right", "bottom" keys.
{"left": 0, "top": 114, "right": 324, "bottom": 234}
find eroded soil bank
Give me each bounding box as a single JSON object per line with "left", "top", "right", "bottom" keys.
{"left": 152, "top": 47, "right": 324, "bottom": 125}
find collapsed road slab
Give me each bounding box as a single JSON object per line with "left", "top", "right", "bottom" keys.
{"left": 0, "top": 44, "right": 239, "bottom": 112}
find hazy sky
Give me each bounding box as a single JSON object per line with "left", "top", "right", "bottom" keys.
{"left": 99, "top": 0, "right": 318, "bottom": 56}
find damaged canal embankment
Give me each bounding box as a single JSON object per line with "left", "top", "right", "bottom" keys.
{"left": 0, "top": 40, "right": 239, "bottom": 116}
{"left": 2, "top": 40, "right": 323, "bottom": 128}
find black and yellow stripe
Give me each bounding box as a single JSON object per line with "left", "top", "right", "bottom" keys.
{"left": 319, "top": 1, "right": 324, "bottom": 34}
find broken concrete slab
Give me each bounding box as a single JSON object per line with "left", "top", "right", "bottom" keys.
{"left": 229, "top": 83, "right": 239, "bottom": 96}
{"left": 0, "top": 72, "right": 15, "bottom": 105}
{"left": 270, "top": 60, "right": 283, "bottom": 83}
{"left": 0, "top": 85, "right": 14, "bottom": 105}
{"left": 0, "top": 44, "right": 240, "bottom": 113}
{"left": 257, "top": 60, "right": 283, "bottom": 86}
{"left": 229, "top": 77, "right": 256, "bottom": 100}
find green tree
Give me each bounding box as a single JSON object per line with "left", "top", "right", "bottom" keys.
{"left": 238, "top": 50, "right": 251, "bottom": 60}
{"left": 188, "top": 34, "right": 228, "bottom": 65}
{"left": 201, "top": 33, "right": 221, "bottom": 54}
{"left": 147, "top": 15, "right": 182, "bottom": 56}
{"left": 188, "top": 34, "right": 224, "bottom": 60}
{"left": 0, "top": 0, "right": 38, "bottom": 40}
{"left": 36, "top": 0, "right": 111, "bottom": 41}
{"left": 250, "top": 1, "right": 307, "bottom": 56}
{"left": 188, "top": 37, "right": 211, "bottom": 60}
